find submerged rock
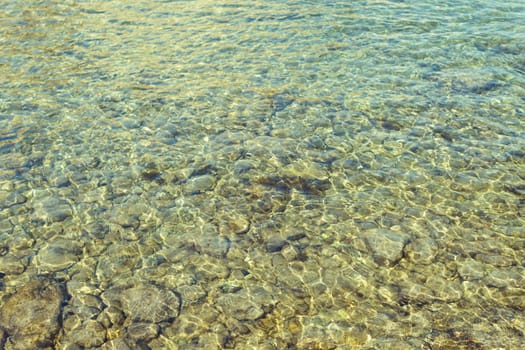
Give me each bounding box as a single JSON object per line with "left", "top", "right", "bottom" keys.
{"left": 404, "top": 237, "right": 439, "bottom": 265}
{"left": 254, "top": 174, "right": 330, "bottom": 195}
{"left": 0, "top": 279, "right": 65, "bottom": 349}
{"left": 101, "top": 338, "right": 133, "bottom": 350}
{"left": 35, "top": 238, "right": 83, "bottom": 273}
{"left": 0, "top": 190, "right": 27, "bottom": 209}
{"left": 184, "top": 174, "right": 216, "bottom": 194}
{"left": 32, "top": 196, "right": 72, "bottom": 223}
{"left": 457, "top": 259, "right": 486, "bottom": 281}
{"left": 193, "top": 234, "right": 230, "bottom": 258}
{"left": 103, "top": 284, "right": 181, "bottom": 324}
{"left": 68, "top": 319, "right": 106, "bottom": 348}
{"left": 126, "top": 322, "right": 160, "bottom": 341}
{"left": 0, "top": 254, "right": 26, "bottom": 275}
{"left": 363, "top": 229, "right": 410, "bottom": 267}
{"left": 0, "top": 328, "right": 5, "bottom": 348}
{"left": 216, "top": 293, "right": 265, "bottom": 321}
{"left": 215, "top": 287, "right": 274, "bottom": 322}
{"left": 218, "top": 211, "right": 250, "bottom": 236}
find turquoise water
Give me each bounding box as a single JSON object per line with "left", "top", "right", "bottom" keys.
{"left": 0, "top": 0, "right": 524, "bottom": 348}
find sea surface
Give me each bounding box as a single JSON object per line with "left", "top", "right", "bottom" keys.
{"left": 0, "top": 0, "right": 524, "bottom": 349}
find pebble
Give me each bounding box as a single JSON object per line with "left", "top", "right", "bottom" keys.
{"left": 177, "top": 284, "right": 207, "bottom": 308}
{"left": 0, "top": 190, "right": 27, "bottom": 209}
{"left": 189, "top": 256, "right": 230, "bottom": 281}
{"left": 126, "top": 322, "right": 160, "bottom": 341}
{"left": 404, "top": 237, "right": 439, "bottom": 265}
{"left": 64, "top": 304, "right": 100, "bottom": 323}
{"left": 9, "top": 231, "right": 36, "bottom": 252}
{"left": 281, "top": 244, "right": 298, "bottom": 261}
{"left": 33, "top": 196, "right": 72, "bottom": 223}
{"left": 109, "top": 201, "right": 148, "bottom": 229}
{"left": 280, "top": 160, "right": 329, "bottom": 181}
{"left": 296, "top": 319, "right": 338, "bottom": 350}
{"left": 184, "top": 174, "right": 216, "bottom": 194}
{"left": 218, "top": 211, "right": 250, "bottom": 236}
{"left": 216, "top": 292, "right": 265, "bottom": 321}
{"left": 266, "top": 236, "right": 287, "bottom": 252}
{"left": 96, "top": 252, "right": 139, "bottom": 282}
{"left": 476, "top": 253, "right": 515, "bottom": 267}
{"left": 457, "top": 259, "right": 486, "bottom": 280}
{"left": 0, "top": 218, "right": 11, "bottom": 232}
{"left": 97, "top": 305, "right": 125, "bottom": 329}
{"left": 192, "top": 233, "right": 230, "bottom": 258}
{"left": 0, "top": 254, "right": 26, "bottom": 275}
{"left": 68, "top": 320, "right": 106, "bottom": 348}
{"left": 35, "top": 239, "right": 82, "bottom": 273}
{"left": 0, "top": 279, "right": 65, "bottom": 349}
{"left": 233, "top": 159, "right": 258, "bottom": 174}
{"left": 155, "top": 129, "right": 178, "bottom": 145}
{"left": 425, "top": 276, "right": 463, "bottom": 302}
{"left": 49, "top": 175, "right": 71, "bottom": 188}
{"left": 0, "top": 329, "right": 5, "bottom": 349}
{"left": 484, "top": 268, "right": 523, "bottom": 289}
{"left": 106, "top": 284, "right": 181, "bottom": 323}
{"left": 100, "top": 338, "right": 133, "bottom": 350}
{"left": 399, "top": 283, "right": 434, "bottom": 306}
{"left": 62, "top": 310, "right": 82, "bottom": 332}
{"left": 363, "top": 229, "right": 410, "bottom": 266}
{"left": 165, "top": 313, "right": 207, "bottom": 341}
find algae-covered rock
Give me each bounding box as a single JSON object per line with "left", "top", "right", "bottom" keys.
{"left": 0, "top": 279, "right": 65, "bottom": 349}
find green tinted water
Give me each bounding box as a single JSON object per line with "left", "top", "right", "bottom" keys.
{"left": 0, "top": 0, "right": 524, "bottom": 349}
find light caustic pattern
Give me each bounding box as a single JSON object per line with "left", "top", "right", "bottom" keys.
{"left": 0, "top": 0, "right": 524, "bottom": 349}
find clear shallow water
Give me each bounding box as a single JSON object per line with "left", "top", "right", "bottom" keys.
{"left": 0, "top": 0, "right": 524, "bottom": 348}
